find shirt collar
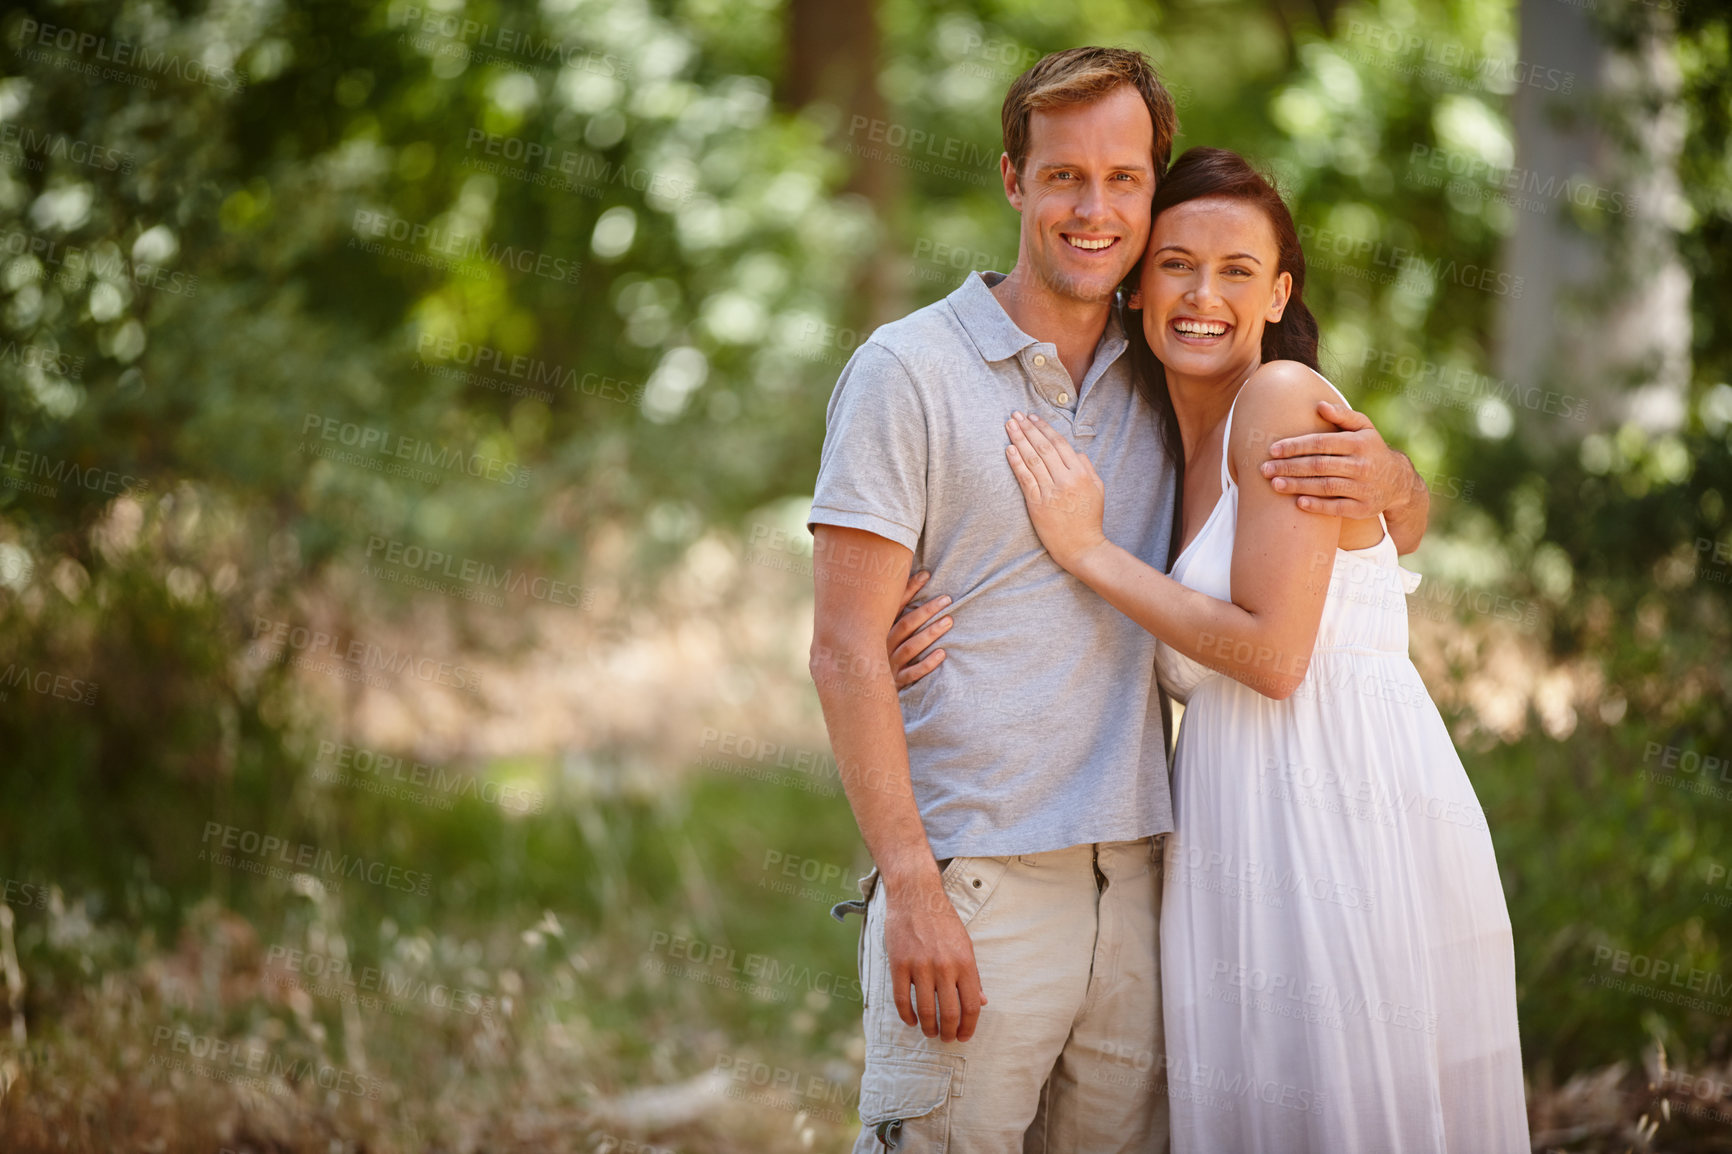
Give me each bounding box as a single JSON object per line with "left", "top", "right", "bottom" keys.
{"left": 946, "top": 270, "right": 1129, "bottom": 369}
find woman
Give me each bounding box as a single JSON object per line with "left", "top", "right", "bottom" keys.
{"left": 891, "top": 148, "right": 1528, "bottom": 1151}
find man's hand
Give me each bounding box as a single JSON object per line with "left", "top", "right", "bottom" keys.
{"left": 883, "top": 871, "right": 988, "bottom": 1042}
{"left": 1260, "top": 401, "right": 1429, "bottom": 553}
{"left": 1259, "top": 401, "right": 1414, "bottom": 518}
{"left": 888, "top": 571, "right": 951, "bottom": 688}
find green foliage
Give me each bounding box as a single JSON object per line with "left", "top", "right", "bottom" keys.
{"left": 2, "top": 1, "right": 1731, "bottom": 1136}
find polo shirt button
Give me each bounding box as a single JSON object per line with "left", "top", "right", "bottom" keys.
{"left": 1033, "top": 354, "right": 1047, "bottom": 367}
{"left": 1057, "top": 392, "right": 1070, "bottom": 405}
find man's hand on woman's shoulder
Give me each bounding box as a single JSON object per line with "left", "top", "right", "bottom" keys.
{"left": 1253, "top": 368, "right": 1430, "bottom": 552}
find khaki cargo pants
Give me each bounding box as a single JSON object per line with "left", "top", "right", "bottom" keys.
{"left": 832, "top": 838, "right": 1168, "bottom": 1153}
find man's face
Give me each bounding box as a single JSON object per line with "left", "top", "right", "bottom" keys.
{"left": 1002, "top": 85, "right": 1156, "bottom": 306}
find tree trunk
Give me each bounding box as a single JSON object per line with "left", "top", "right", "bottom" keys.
{"left": 1496, "top": 0, "right": 1689, "bottom": 444}
{"left": 781, "top": 0, "right": 903, "bottom": 329}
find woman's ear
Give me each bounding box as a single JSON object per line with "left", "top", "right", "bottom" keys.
{"left": 1266, "top": 271, "right": 1292, "bottom": 323}
{"left": 1128, "top": 288, "right": 1144, "bottom": 310}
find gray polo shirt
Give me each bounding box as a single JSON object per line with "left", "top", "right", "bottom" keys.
{"left": 808, "top": 270, "right": 1177, "bottom": 859}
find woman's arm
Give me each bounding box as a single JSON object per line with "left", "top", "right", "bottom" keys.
{"left": 1005, "top": 362, "right": 1342, "bottom": 699}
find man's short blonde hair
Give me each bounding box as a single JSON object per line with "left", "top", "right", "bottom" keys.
{"left": 1002, "top": 47, "right": 1178, "bottom": 182}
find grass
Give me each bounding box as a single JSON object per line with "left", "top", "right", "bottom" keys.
{"left": 2, "top": 705, "right": 1731, "bottom": 1151}
{"left": 0, "top": 756, "right": 877, "bottom": 1153}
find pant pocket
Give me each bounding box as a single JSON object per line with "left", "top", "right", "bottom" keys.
{"left": 941, "top": 855, "right": 1011, "bottom": 927}
{"left": 857, "top": 1043, "right": 963, "bottom": 1150}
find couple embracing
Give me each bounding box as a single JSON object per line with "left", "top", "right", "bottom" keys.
{"left": 807, "top": 46, "right": 1527, "bottom": 1153}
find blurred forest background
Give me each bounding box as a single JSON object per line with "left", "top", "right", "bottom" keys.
{"left": 0, "top": 0, "right": 1730, "bottom": 1150}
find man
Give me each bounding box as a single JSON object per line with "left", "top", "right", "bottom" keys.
{"left": 808, "top": 47, "right": 1427, "bottom": 1153}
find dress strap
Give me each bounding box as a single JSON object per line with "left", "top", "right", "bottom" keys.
{"left": 1219, "top": 384, "right": 1246, "bottom": 494}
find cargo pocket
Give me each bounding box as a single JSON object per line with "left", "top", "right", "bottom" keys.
{"left": 858, "top": 1043, "right": 963, "bottom": 1150}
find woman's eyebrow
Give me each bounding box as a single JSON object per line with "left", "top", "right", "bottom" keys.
{"left": 1151, "top": 245, "right": 1264, "bottom": 266}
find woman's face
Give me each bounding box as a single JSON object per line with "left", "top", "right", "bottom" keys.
{"left": 1137, "top": 195, "right": 1292, "bottom": 382}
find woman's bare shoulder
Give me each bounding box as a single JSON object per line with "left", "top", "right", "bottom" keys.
{"left": 1230, "top": 361, "right": 1338, "bottom": 456}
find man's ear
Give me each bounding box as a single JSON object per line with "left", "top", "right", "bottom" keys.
{"left": 1266, "top": 270, "right": 1292, "bottom": 323}
{"left": 1000, "top": 153, "right": 1022, "bottom": 211}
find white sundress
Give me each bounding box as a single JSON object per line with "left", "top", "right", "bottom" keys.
{"left": 1153, "top": 375, "right": 1529, "bottom": 1152}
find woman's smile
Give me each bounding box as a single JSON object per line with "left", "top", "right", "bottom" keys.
{"left": 1167, "top": 314, "right": 1233, "bottom": 346}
